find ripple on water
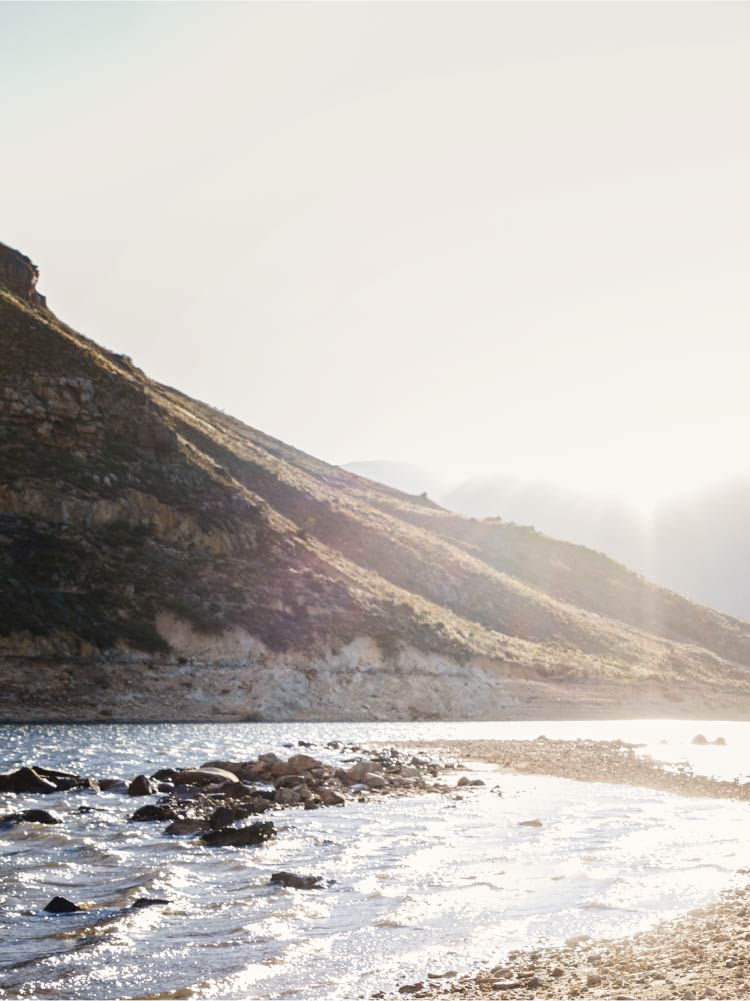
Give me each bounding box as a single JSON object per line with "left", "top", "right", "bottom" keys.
{"left": 2, "top": 722, "right": 750, "bottom": 999}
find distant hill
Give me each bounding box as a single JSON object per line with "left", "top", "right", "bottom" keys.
{"left": 3, "top": 240, "right": 750, "bottom": 722}
{"left": 345, "top": 464, "right": 750, "bottom": 621}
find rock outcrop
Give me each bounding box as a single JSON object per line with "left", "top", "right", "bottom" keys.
{"left": 0, "top": 242, "right": 46, "bottom": 309}
{"left": 3, "top": 243, "right": 750, "bottom": 720}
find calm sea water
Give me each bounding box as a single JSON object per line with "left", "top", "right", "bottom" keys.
{"left": 1, "top": 720, "right": 748, "bottom": 1000}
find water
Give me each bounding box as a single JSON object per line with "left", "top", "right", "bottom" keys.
{"left": 1, "top": 720, "right": 748, "bottom": 999}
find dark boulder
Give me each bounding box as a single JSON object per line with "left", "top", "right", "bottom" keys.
{"left": 241, "top": 796, "right": 274, "bottom": 815}
{"left": 222, "top": 782, "right": 258, "bottom": 799}
{"left": 0, "top": 767, "right": 58, "bottom": 794}
{"left": 201, "top": 820, "right": 276, "bottom": 848}
{"left": 22, "top": 808, "right": 63, "bottom": 824}
{"left": 30, "top": 767, "right": 99, "bottom": 792}
{"left": 318, "top": 788, "right": 346, "bottom": 807}
{"left": 129, "top": 803, "right": 178, "bottom": 822}
{"left": 2, "top": 808, "right": 62, "bottom": 827}
{"left": 74, "top": 777, "right": 101, "bottom": 793}
{"left": 131, "top": 897, "right": 170, "bottom": 908}
{"left": 99, "top": 779, "right": 128, "bottom": 793}
{"left": 151, "top": 768, "right": 181, "bottom": 783}
{"left": 209, "top": 806, "right": 236, "bottom": 830}
{"left": 274, "top": 773, "right": 310, "bottom": 789}
{"left": 270, "top": 871, "right": 323, "bottom": 890}
{"left": 44, "top": 896, "right": 82, "bottom": 913}
{"left": 128, "top": 775, "right": 159, "bottom": 797}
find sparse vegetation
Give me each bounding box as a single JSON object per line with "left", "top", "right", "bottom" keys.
{"left": 2, "top": 277, "right": 750, "bottom": 704}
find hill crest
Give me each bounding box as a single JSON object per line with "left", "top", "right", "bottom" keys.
{"left": 2, "top": 246, "right": 750, "bottom": 721}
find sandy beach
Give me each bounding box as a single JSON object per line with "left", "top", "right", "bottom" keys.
{"left": 391, "top": 738, "right": 750, "bottom": 1000}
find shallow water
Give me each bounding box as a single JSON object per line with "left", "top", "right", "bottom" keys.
{"left": 1, "top": 721, "right": 748, "bottom": 999}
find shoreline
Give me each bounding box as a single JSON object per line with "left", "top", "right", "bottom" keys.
{"left": 391, "top": 738, "right": 750, "bottom": 1000}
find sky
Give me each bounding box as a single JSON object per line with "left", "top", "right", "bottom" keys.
{"left": 2, "top": 1, "right": 750, "bottom": 510}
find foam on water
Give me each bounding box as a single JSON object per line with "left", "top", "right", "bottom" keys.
{"left": 1, "top": 721, "right": 749, "bottom": 999}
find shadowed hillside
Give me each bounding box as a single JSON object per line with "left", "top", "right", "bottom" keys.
{"left": 3, "top": 241, "right": 750, "bottom": 721}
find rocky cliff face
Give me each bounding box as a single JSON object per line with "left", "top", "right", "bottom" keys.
{"left": 2, "top": 244, "right": 750, "bottom": 721}
{"left": 0, "top": 242, "right": 46, "bottom": 309}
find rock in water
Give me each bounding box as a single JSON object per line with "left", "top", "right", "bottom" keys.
{"left": 44, "top": 896, "right": 82, "bottom": 913}
{"left": 127, "top": 775, "right": 159, "bottom": 796}
{"left": 519, "top": 818, "right": 543, "bottom": 827}
{"left": 691, "top": 734, "right": 709, "bottom": 745}
{"left": 1, "top": 808, "right": 62, "bottom": 826}
{"left": 0, "top": 767, "right": 58, "bottom": 794}
{"left": 209, "top": 806, "right": 236, "bottom": 829}
{"left": 201, "top": 821, "right": 276, "bottom": 848}
{"left": 173, "top": 767, "right": 239, "bottom": 786}
{"left": 131, "top": 898, "right": 170, "bottom": 908}
{"left": 22, "top": 809, "right": 63, "bottom": 824}
{"left": 129, "top": 804, "right": 178, "bottom": 822}
{"left": 270, "top": 871, "right": 323, "bottom": 889}
{"left": 164, "top": 818, "right": 208, "bottom": 836}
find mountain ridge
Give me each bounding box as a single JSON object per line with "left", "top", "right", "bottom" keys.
{"left": 3, "top": 241, "right": 750, "bottom": 721}
{"left": 345, "top": 459, "right": 750, "bottom": 620}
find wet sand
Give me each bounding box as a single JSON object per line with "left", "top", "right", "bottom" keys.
{"left": 391, "top": 739, "right": 750, "bottom": 1000}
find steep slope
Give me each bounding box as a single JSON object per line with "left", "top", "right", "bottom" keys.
{"left": 2, "top": 241, "right": 750, "bottom": 721}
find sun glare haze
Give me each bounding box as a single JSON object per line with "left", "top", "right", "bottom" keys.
{"left": 2, "top": 2, "right": 750, "bottom": 512}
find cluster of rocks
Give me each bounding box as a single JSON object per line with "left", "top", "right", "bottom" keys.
{"left": 0, "top": 765, "right": 100, "bottom": 795}
{"left": 121, "top": 744, "right": 450, "bottom": 839}
{"left": 401, "top": 737, "right": 749, "bottom": 804}
{"left": 0, "top": 744, "right": 467, "bottom": 918}
{"left": 0, "top": 744, "right": 451, "bottom": 846}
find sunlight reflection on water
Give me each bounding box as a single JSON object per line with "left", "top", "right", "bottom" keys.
{"left": 1, "top": 720, "right": 749, "bottom": 999}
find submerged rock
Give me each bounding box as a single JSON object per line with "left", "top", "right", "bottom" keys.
{"left": 129, "top": 803, "right": 178, "bottom": 822}
{"left": 519, "top": 818, "right": 543, "bottom": 827}
{"left": 1, "top": 808, "right": 62, "bottom": 826}
{"left": 131, "top": 897, "right": 170, "bottom": 908}
{"left": 270, "top": 871, "right": 324, "bottom": 890}
{"left": 99, "top": 779, "right": 128, "bottom": 793}
{"left": 164, "top": 818, "right": 208, "bottom": 836}
{"left": 21, "top": 808, "right": 62, "bottom": 824}
{"left": 43, "top": 896, "right": 82, "bottom": 914}
{"left": 201, "top": 820, "right": 276, "bottom": 848}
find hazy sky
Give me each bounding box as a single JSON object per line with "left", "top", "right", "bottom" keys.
{"left": 3, "top": 2, "right": 749, "bottom": 508}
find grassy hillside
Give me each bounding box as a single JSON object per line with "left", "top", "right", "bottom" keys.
{"left": 2, "top": 240, "right": 750, "bottom": 715}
